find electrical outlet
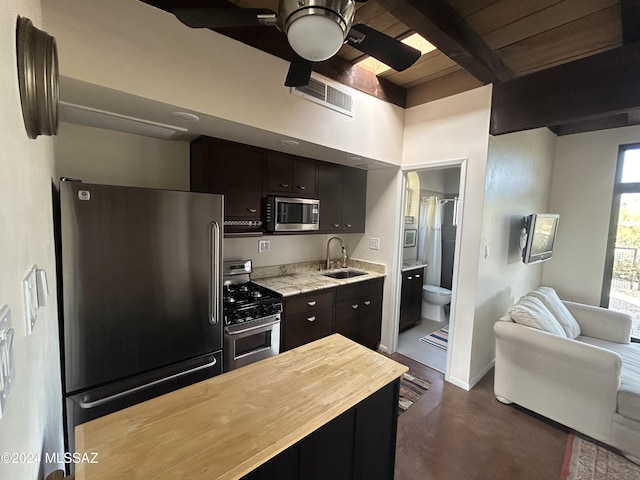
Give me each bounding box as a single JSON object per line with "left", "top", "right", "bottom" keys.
{"left": 369, "top": 238, "right": 380, "bottom": 250}
{"left": 258, "top": 240, "right": 271, "bottom": 253}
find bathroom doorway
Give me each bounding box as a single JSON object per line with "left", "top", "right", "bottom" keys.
{"left": 394, "top": 162, "right": 465, "bottom": 374}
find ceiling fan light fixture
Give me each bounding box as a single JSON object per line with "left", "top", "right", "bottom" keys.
{"left": 286, "top": 12, "right": 345, "bottom": 62}
{"left": 279, "top": 0, "right": 355, "bottom": 62}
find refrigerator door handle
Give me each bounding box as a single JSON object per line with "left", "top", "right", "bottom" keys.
{"left": 210, "top": 221, "right": 221, "bottom": 326}
{"left": 77, "top": 356, "right": 217, "bottom": 409}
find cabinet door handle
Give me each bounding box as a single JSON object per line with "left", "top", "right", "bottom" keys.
{"left": 345, "top": 224, "right": 352, "bottom": 228}
{"left": 364, "top": 300, "right": 371, "bottom": 306}
{"left": 247, "top": 208, "right": 257, "bottom": 213}
{"left": 332, "top": 223, "right": 340, "bottom": 228}
{"left": 415, "top": 274, "right": 421, "bottom": 278}
{"left": 280, "top": 183, "right": 289, "bottom": 188}
{"left": 297, "top": 185, "right": 306, "bottom": 190}
{"left": 307, "top": 316, "right": 316, "bottom": 322}
{"left": 307, "top": 301, "right": 316, "bottom": 307}
{"left": 407, "top": 276, "right": 413, "bottom": 280}
{"left": 351, "top": 304, "right": 359, "bottom": 309}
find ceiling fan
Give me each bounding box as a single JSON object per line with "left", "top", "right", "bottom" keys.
{"left": 172, "top": 0, "right": 422, "bottom": 87}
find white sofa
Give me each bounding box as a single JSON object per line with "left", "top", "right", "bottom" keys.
{"left": 494, "top": 287, "right": 640, "bottom": 463}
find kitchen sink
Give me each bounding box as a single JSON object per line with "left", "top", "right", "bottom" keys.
{"left": 322, "top": 270, "right": 367, "bottom": 279}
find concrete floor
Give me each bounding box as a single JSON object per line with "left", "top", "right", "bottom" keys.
{"left": 390, "top": 354, "right": 568, "bottom": 480}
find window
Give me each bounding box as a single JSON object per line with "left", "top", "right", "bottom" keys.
{"left": 602, "top": 143, "right": 640, "bottom": 340}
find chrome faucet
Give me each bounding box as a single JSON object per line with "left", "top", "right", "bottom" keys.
{"left": 326, "top": 237, "right": 348, "bottom": 270}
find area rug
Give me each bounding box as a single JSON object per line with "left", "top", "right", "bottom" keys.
{"left": 560, "top": 434, "right": 640, "bottom": 480}
{"left": 419, "top": 325, "right": 449, "bottom": 351}
{"left": 398, "top": 373, "right": 431, "bottom": 414}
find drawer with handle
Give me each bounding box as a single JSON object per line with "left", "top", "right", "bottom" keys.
{"left": 285, "top": 290, "right": 334, "bottom": 315}
{"left": 284, "top": 306, "right": 333, "bottom": 351}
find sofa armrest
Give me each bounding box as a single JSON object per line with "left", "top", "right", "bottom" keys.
{"left": 562, "top": 301, "right": 632, "bottom": 344}
{"left": 494, "top": 321, "right": 622, "bottom": 441}
{"left": 494, "top": 321, "right": 622, "bottom": 374}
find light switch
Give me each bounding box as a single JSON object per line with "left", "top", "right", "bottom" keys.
{"left": 23, "top": 266, "right": 38, "bottom": 335}
{"left": 36, "top": 268, "right": 48, "bottom": 307}
{"left": 369, "top": 238, "right": 380, "bottom": 250}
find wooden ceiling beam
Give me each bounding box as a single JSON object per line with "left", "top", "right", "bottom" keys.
{"left": 491, "top": 42, "right": 640, "bottom": 135}
{"left": 621, "top": 0, "right": 640, "bottom": 44}
{"left": 138, "top": 0, "right": 407, "bottom": 106}
{"left": 374, "top": 0, "right": 514, "bottom": 84}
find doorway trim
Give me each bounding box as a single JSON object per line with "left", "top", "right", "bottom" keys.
{"left": 388, "top": 158, "right": 468, "bottom": 384}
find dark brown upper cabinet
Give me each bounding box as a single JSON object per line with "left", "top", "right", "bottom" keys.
{"left": 266, "top": 152, "right": 317, "bottom": 198}
{"left": 190, "top": 137, "right": 264, "bottom": 224}
{"left": 190, "top": 136, "right": 367, "bottom": 235}
{"left": 318, "top": 163, "right": 367, "bottom": 233}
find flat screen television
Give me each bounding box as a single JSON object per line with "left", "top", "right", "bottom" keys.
{"left": 522, "top": 213, "right": 560, "bottom": 264}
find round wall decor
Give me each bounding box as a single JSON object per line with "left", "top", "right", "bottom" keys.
{"left": 16, "top": 16, "right": 59, "bottom": 139}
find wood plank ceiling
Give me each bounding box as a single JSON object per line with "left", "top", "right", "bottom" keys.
{"left": 140, "top": 0, "right": 639, "bottom": 136}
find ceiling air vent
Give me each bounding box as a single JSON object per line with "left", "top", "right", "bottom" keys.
{"left": 291, "top": 76, "right": 353, "bottom": 117}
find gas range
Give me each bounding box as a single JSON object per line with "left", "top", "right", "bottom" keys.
{"left": 223, "top": 282, "right": 283, "bottom": 326}
{"left": 222, "top": 260, "right": 282, "bottom": 372}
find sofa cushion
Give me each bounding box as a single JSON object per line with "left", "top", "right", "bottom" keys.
{"left": 508, "top": 296, "right": 567, "bottom": 337}
{"left": 578, "top": 336, "right": 640, "bottom": 422}
{"left": 529, "top": 287, "right": 581, "bottom": 339}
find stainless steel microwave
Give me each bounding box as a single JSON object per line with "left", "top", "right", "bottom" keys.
{"left": 266, "top": 196, "right": 319, "bottom": 232}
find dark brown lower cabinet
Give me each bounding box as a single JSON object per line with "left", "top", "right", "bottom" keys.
{"left": 399, "top": 267, "right": 424, "bottom": 331}
{"left": 282, "top": 291, "right": 334, "bottom": 351}
{"left": 241, "top": 380, "right": 400, "bottom": 480}
{"left": 282, "top": 279, "right": 383, "bottom": 352}
{"left": 335, "top": 278, "right": 384, "bottom": 350}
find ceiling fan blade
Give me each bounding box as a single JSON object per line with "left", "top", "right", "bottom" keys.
{"left": 285, "top": 55, "right": 314, "bottom": 87}
{"left": 347, "top": 24, "right": 421, "bottom": 72}
{"left": 173, "top": 7, "right": 277, "bottom": 29}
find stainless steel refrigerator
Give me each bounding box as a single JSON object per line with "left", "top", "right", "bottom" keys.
{"left": 58, "top": 181, "right": 223, "bottom": 451}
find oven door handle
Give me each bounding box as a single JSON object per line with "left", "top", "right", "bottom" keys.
{"left": 225, "top": 319, "right": 280, "bottom": 335}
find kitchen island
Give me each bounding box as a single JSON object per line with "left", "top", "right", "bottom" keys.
{"left": 74, "top": 334, "right": 407, "bottom": 480}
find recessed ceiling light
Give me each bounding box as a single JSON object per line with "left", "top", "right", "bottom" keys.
{"left": 280, "top": 139, "right": 300, "bottom": 147}
{"left": 171, "top": 111, "right": 200, "bottom": 122}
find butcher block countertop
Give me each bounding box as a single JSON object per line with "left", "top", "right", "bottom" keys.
{"left": 74, "top": 334, "right": 407, "bottom": 480}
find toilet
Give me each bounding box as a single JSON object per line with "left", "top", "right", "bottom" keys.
{"left": 421, "top": 284, "right": 452, "bottom": 322}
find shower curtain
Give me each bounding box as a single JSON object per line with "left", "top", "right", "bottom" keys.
{"left": 418, "top": 196, "right": 442, "bottom": 286}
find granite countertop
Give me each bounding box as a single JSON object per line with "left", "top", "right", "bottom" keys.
{"left": 74, "top": 335, "right": 407, "bottom": 480}
{"left": 401, "top": 261, "right": 428, "bottom": 273}
{"left": 251, "top": 260, "right": 386, "bottom": 297}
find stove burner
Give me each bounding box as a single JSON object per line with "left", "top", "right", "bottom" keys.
{"left": 222, "top": 281, "right": 282, "bottom": 326}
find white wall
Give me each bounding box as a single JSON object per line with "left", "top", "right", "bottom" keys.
{"left": 350, "top": 167, "right": 403, "bottom": 350}
{"left": 0, "top": 1, "right": 64, "bottom": 478}
{"left": 544, "top": 125, "right": 640, "bottom": 304}
{"left": 473, "top": 128, "right": 556, "bottom": 379}
{"left": 41, "top": 0, "right": 404, "bottom": 165}
{"left": 402, "top": 85, "right": 492, "bottom": 388}
{"left": 55, "top": 122, "right": 190, "bottom": 189}
{"left": 418, "top": 168, "right": 450, "bottom": 193}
